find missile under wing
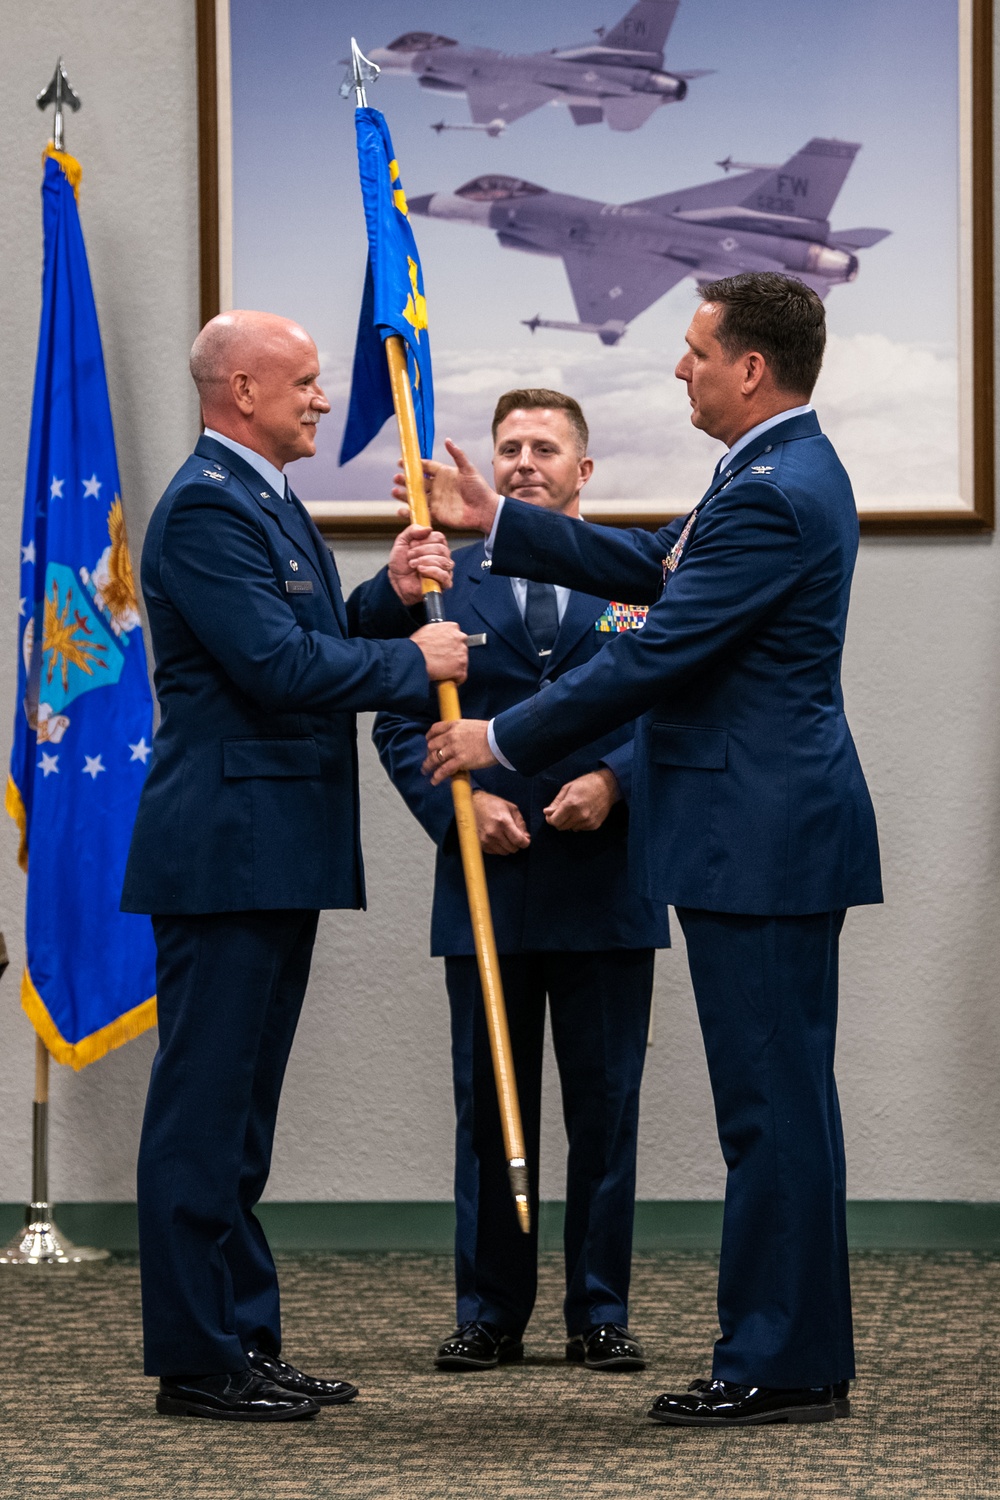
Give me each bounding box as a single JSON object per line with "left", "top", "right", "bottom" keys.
{"left": 366, "top": 0, "right": 710, "bottom": 133}
{"left": 408, "top": 140, "right": 891, "bottom": 344}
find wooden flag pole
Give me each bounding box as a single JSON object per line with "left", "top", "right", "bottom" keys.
{"left": 385, "top": 334, "right": 530, "bottom": 1234}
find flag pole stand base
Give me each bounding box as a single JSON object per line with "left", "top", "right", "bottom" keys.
{"left": 0, "top": 1203, "right": 109, "bottom": 1266}
{"left": 0, "top": 1042, "right": 110, "bottom": 1265}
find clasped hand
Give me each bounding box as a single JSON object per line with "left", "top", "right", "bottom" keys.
{"left": 387, "top": 522, "right": 469, "bottom": 683}
{"left": 468, "top": 772, "right": 620, "bottom": 854}
{"left": 387, "top": 522, "right": 454, "bottom": 604}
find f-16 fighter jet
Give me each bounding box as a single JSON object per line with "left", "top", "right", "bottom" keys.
{"left": 409, "top": 138, "right": 891, "bottom": 344}
{"left": 367, "top": 0, "right": 709, "bottom": 134}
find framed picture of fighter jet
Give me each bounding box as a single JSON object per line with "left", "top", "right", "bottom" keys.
{"left": 197, "top": 0, "right": 993, "bottom": 534}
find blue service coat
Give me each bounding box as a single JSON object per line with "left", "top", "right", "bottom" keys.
{"left": 489, "top": 412, "right": 882, "bottom": 917}
{"left": 121, "top": 434, "right": 429, "bottom": 915}
{"left": 373, "top": 541, "right": 670, "bottom": 955}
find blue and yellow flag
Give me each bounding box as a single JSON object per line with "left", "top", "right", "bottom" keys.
{"left": 339, "top": 107, "right": 434, "bottom": 465}
{"left": 5, "top": 149, "right": 157, "bottom": 1069}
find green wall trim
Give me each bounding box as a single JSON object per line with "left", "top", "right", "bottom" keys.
{"left": 2, "top": 1201, "right": 1000, "bottom": 1254}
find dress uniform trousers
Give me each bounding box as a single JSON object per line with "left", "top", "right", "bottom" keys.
{"left": 677, "top": 907, "right": 854, "bottom": 1388}
{"left": 446, "top": 947, "right": 654, "bottom": 1337}
{"left": 137, "top": 909, "right": 318, "bottom": 1376}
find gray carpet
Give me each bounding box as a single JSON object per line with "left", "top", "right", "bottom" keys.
{"left": 0, "top": 1251, "right": 997, "bottom": 1498}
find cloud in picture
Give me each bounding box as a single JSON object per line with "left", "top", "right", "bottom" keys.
{"left": 289, "top": 331, "right": 960, "bottom": 511}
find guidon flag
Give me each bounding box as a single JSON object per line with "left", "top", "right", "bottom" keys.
{"left": 339, "top": 106, "right": 435, "bottom": 465}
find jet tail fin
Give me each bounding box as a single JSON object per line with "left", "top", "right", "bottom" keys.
{"left": 601, "top": 0, "right": 680, "bottom": 57}
{"left": 740, "top": 138, "right": 860, "bottom": 223}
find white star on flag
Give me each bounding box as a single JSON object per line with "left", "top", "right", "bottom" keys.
{"left": 21, "top": 541, "right": 35, "bottom": 565}
{"left": 37, "top": 752, "right": 59, "bottom": 777}
{"left": 83, "top": 474, "right": 102, "bottom": 498}
{"left": 50, "top": 476, "right": 64, "bottom": 499}
{"left": 129, "top": 737, "right": 152, "bottom": 764}
{"left": 83, "top": 754, "right": 106, "bottom": 780}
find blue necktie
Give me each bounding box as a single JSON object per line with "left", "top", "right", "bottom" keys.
{"left": 524, "top": 580, "right": 559, "bottom": 657}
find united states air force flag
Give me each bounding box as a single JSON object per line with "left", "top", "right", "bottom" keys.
{"left": 339, "top": 107, "right": 434, "bottom": 464}
{"left": 5, "top": 148, "right": 157, "bottom": 1069}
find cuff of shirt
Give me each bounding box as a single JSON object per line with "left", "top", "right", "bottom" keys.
{"left": 487, "top": 717, "right": 516, "bottom": 771}
{"left": 483, "top": 496, "right": 505, "bottom": 561}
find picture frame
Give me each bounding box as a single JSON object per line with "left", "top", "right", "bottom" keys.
{"left": 196, "top": 0, "right": 993, "bottom": 538}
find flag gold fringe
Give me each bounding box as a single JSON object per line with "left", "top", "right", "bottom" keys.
{"left": 21, "top": 966, "right": 157, "bottom": 1071}
{"left": 7, "top": 778, "right": 157, "bottom": 1066}
{"left": 43, "top": 144, "right": 82, "bottom": 200}
{"left": 5, "top": 775, "right": 28, "bottom": 872}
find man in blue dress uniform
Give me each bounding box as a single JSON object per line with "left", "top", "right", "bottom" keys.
{"left": 121, "top": 310, "right": 467, "bottom": 1422}
{"left": 375, "top": 390, "right": 669, "bottom": 1373}
{"left": 416, "top": 274, "right": 882, "bottom": 1427}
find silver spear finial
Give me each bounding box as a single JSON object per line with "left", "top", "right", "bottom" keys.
{"left": 339, "top": 38, "right": 380, "bottom": 107}
{"left": 36, "top": 59, "right": 81, "bottom": 153}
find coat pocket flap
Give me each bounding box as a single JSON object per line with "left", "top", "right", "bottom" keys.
{"left": 223, "top": 737, "right": 321, "bottom": 779}
{"left": 650, "top": 723, "right": 727, "bottom": 770}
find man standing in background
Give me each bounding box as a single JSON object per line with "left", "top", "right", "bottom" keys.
{"left": 122, "top": 310, "right": 467, "bottom": 1422}
{"left": 376, "top": 389, "right": 668, "bottom": 1374}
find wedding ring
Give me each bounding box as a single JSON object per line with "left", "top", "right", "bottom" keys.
{"left": 437, "top": 749, "right": 444, "bottom": 762}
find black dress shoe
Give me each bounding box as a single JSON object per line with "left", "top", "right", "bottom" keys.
{"left": 435, "top": 1321, "right": 524, "bottom": 1370}
{"left": 649, "top": 1378, "right": 835, "bottom": 1426}
{"left": 566, "top": 1323, "right": 646, "bottom": 1370}
{"left": 684, "top": 1375, "right": 852, "bottom": 1418}
{"left": 247, "top": 1347, "right": 359, "bottom": 1405}
{"left": 157, "top": 1370, "right": 319, "bottom": 1421}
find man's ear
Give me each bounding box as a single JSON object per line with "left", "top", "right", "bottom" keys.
{"left": 578, "top": 456, "right": 595, "bottom": 490}
{"left": 741, "top": 351, "right": 767, "bottom": 396}
{"left": 231, "top": 371, "right": 254, "bottom": 415}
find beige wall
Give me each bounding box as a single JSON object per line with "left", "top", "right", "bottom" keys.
{"left": 1, "top": 0, "right": 998, "bottom": 1205}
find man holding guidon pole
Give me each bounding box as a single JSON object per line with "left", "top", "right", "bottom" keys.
{"left": 123, "top": 299, "right": 465, "bottom": 1420}
{"left": 123, "top": 308, "right": 465, "bottom": 1420}
{"left": 413, "top": 273, "right": 882, "bottom": 1428}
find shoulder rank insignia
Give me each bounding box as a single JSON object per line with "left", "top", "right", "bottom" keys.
{"left": 202, "top": 468, "right": 226, "bottom": 482}
{"left": 750, "top": 464, "right": 775, "bottom": 474}
{"left": 595, "top": 601, "right": 648, "bottom": 634}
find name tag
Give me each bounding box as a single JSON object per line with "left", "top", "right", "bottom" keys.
{"left": 285, "top": 580, "right": 313, "bottom": 595}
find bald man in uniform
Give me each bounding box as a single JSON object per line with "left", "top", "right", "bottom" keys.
{"left": 122, "top": 311, "right": 467, "bottom": 1422}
